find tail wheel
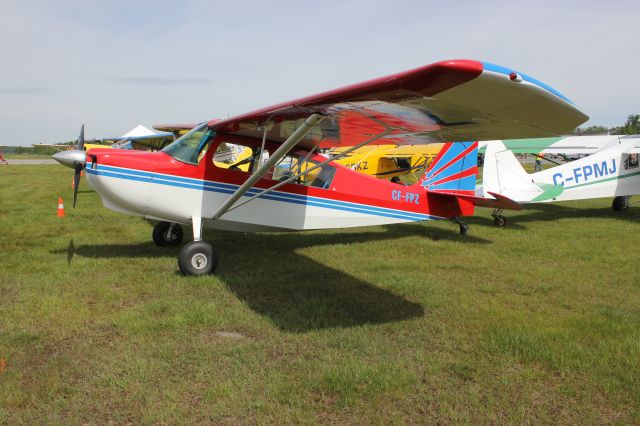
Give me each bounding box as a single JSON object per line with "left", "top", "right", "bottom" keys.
{"left": 153, "top": 222, "right": 184, "bottom": 247}
{"left": 493, "top": 215, "right": 507, "bottom": 227}
{"left": 178, "top": 241, "right": 218, "bottom": 276}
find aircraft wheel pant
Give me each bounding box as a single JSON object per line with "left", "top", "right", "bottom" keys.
{"left": 152, "top": 222, "right": 184, "bottom": 246}
{"left": 612, "top": 196, "right": 631, "bottom": 212}
{"left": 178, "top": 241, "right": 218, "bottom": 276}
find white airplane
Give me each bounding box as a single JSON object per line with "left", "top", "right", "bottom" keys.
{"left": 66, "top": 59, "right": 587, "bottom": 275}
{"left": 481, "top": 135, "right": 640, "bottom": 225}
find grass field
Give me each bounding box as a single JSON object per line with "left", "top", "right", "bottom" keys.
{"left": 1, "top": 165, "right": 639, "bottom": 424}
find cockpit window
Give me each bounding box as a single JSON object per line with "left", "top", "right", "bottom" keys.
{"left": 272, "top": 152, "right": 336, "bottom": 189}
{"left": 212, "top": 141, "right": 269, "bottom": 173}
{"left": 161, "top": 122, "right": 212, "bottom": 164}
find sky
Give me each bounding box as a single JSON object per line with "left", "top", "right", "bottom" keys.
{"left": 1, "top": 0, "right": 638, "bottom": 146}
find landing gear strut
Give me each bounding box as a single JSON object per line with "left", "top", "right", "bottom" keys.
{"left": 152, "top": 221, "right": 184, "bottom": 246}
{"left": 491, "top": 209, "right": 507, "bottom": 227}
{"left": 612, "top": 196, "right": 630, "bottom": 212}
{"left": 177, "top": 216, "right": 218, "bottom": 276}
{"left": 451, "top": 217, "right": 468, "bottom": 235}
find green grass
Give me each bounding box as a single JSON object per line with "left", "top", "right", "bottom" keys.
{"left": 1, "top": 165, "right": 639, "bottom": 424}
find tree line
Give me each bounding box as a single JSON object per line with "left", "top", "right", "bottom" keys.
{"left": 576, "top": 114, "right": 639, "bottom": 135}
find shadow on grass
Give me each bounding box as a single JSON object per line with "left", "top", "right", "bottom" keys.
{"left": 470, "top": 203, "right": 640, "bottom": 230}
{"left": 211, "top": 223, "right": 488, "bottom": 332}
{"left": 60, "top": 222, "right": 488, "bottom": 332}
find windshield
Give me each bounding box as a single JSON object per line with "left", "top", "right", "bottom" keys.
{"left": 161, "top": 122, "right": 212, "bottom": 164}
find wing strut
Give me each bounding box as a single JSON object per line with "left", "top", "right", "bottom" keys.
{"left": 211, "top": 113, "right": 326, "bottom": 220}
{"left": 224, "top": 128, "right": 395, "bottom": 214}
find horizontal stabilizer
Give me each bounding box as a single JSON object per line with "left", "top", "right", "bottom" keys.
{"left": 429, "top": 189, "right": 522, "bottom": 211}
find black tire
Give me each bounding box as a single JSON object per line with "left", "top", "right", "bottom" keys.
{"left": 152, "top": 222, "right": 183, "bottom": 246}
{"left": 178, "top": 241, "right": 218, "bottom": 276}
{"left": 612, "top": 196, "right": 630, "bottom": 212}
{"left": 493, "top": 215, "right": 507, "bottom": 227}
{"left": 459, "top": 223, "right": 468, "bottom": 235}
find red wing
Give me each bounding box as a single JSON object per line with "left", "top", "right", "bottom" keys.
{"left": 209, "top": 59, "right": 588, "bottom": 149}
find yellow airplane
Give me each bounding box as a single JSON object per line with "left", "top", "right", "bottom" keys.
{"left": 329, "top": 143, "right": 444, "bottom": 182}
{"left": 211, "top": 143, "right": 444, "bottom": 184}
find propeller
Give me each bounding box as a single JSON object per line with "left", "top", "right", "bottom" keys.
{"left": 77, "top": 124, "right": 85, "bottom": 151}
{"left": 72, "top": 125, "right": 85, "bottom": 208}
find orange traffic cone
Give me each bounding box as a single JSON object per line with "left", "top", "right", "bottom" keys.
{"left": 57, "top": 197, "right": 65, "bottom": 217}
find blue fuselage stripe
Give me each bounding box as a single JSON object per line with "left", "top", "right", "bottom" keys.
{"left": 87, "top": 165, "right": 439, "bottom": 222}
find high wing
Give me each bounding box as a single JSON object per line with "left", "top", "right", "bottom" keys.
{"left": 33, "top": 143, "right": 77, "bottom": 152}
{"left": 201, "top": 59, "right": 587, "bottom": 220}
{"left": 368, "top": 144, "right": 443, "bottom": 158}
{"left": 208, "top": 59, "right": 588, "bottom": 149}
{"left": 478, "top": 135, "right": 630, "bottom": 155}
{"left": 153, "top": 123, "right": 199, "bottom": 136}
{"left": 98, "top": 125, "right": 177, "bottom": 151}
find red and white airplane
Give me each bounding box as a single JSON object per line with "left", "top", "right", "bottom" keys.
{"left": 74, "top": 60, "right": 587, "bottom": 275}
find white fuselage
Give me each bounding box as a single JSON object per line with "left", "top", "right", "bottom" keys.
{"left": 86, "top": 164, "right": 436, "bottom": 233}
{"left": 482, "top": 138, "right": 640, "bottom": 203}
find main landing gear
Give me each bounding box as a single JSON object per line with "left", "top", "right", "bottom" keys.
{"left": 183, "top": 216, "right": 218, "bottom": 276}
{"left": 491, "top": 209, "right": 507, "bottom": 227}
{"left": 179, "top": 241, "right": 218, "bottom": 276}
{"left": 152, "top": 219, "right": 218, "bottom": 276}
{"left": 612, "top": 195, "right": 630, "bottom": 212}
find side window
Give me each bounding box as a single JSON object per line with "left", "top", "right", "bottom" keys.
{"left": 624, "top": 153, "right": 639, "bottom": 171}
{"left": 272, "top": 152, "right": 336, "bottom": 189}
{"left": 213, "top": 142, "right": 269, "bottom": 172}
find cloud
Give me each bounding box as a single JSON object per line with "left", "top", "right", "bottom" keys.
{"left": 111, "top": 77, "right": 211, "bottom": 87}
{"left": 1, "top": 0, "right": 639, "bottom": 145}
{"left": 0, "top": 87, "right": 45, "bottom": 94}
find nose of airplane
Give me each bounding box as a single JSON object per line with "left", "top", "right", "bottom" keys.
{"left": 53, "top": 150, "right": 86, "bottom": 168}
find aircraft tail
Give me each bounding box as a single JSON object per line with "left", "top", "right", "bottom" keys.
{"left": 415, "top": 141, "right": 478, "bottom": 194}
{"left": 482, "top": 141, "right": 546, "bottom": 203}
{"left": 415, "top": 141, "right": 522, "bottom": 216}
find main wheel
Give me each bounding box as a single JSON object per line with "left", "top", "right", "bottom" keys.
{"left": 178, "top": 241, "right": 218, "bottom": 276}
{"left": 493, "top": 215, "right": 507, "bottom": 227}
{"left": 612, "top": 196, "right": 630, "bottom": 212}
{"left": 152, "top": 222, "right": 184, "bottom": 246}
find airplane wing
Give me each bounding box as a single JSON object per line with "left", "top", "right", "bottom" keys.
{"left": 98, "top": 131, "right": 177, "bottom": 151}
{"left": 209, "top": 59, "right": 588, "bottom": 149}
{"left": 153, "top": 123, "right": 199, "bottom": 135}
{"left": 622, "top": 136, "right": 640, "bottom": 154}
{"left": 32, "top": 143, "right": 76, "bottom": 152}
{"left": 204, "top": 59, "right": 588, "bottom": 220}
{"left": 375, "top": 144, "right": 444, "bottom": 158}
{"left": 478, "top": 135, "right": 626, "bottom": 155}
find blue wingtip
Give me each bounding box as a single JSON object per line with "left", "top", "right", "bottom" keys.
{"left": 481, "top": 61, "right": 574, "bottom": 105}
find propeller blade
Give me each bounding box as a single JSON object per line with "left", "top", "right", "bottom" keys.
{"left": 77, "top": 124, "right": 85, "bottom": 151}
{"left": 73, "top": 162, "right": 82, "bottom": 208}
